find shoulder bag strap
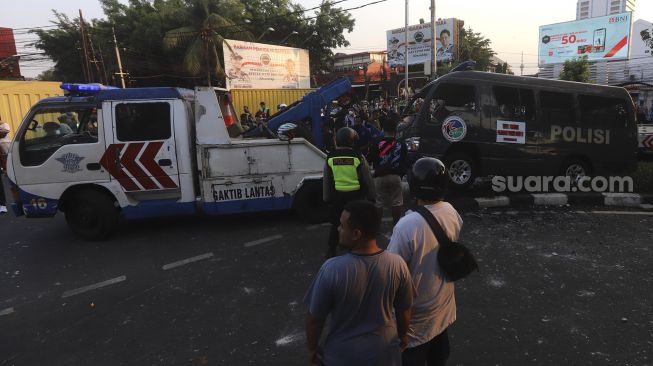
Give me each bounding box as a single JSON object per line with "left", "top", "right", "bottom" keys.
{"left": 415, "top": 205, "right": 451, "bottom": 248}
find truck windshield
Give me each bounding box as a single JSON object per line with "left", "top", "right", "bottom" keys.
{"left": 19, "top": 105, "right": 99, "bottom": 166}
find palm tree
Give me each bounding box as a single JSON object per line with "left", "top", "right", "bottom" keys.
{"left": 163, "top": 0, "right": 235, "bottom": 86}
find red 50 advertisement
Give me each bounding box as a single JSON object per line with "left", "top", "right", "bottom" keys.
{"left": 539, "top": 12, "right": 632, "bottom": 65}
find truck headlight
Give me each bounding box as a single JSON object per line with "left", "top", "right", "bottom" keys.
{"left": 406, "top": 137, "right": 420, "bottom": 152}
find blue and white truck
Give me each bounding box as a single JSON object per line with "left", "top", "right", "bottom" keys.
{"left": 6, "top": 83, "right": 343, "bottom": 240}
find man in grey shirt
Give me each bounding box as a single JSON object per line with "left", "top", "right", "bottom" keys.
{"left": 305, "top": 200, "right": 413, "bottom": 366}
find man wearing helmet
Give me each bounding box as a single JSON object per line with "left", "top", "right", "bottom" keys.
{"left": 387, "top": 158, "right": 463, "bottom": 366}
{"left": 323, "top": 127, "right": 375, "bottom": 258}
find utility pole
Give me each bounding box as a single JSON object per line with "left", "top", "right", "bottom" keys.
{"left": 112, "top": 26, "right": 127, "bottom": 88}
{"left": 79, "top": 10, "right": 92, "bottom": 83}
{"left": 97, "top": 44, "right": 109, "bottom": 85}
{"left": 520, "top": 51, "right": 524, "bottom": 76}
{"left": 404, "top": 0, "right": 409, "bottom": 105}
{"left": 430, "top": 0, "right": 436, "bottom": 79}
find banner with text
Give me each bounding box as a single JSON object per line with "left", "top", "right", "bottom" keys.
{"left": 539, "top": 12, "right": 632, "bottom": 65}
{"left": 223, "top": 40, "right": 310, "bottom": 89}
{"left": 386, "top": 19, "right": 459, "bottom": 66}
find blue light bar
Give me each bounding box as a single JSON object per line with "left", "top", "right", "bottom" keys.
{"left": 60, "top": 83, "right": 119, "bottom": 94}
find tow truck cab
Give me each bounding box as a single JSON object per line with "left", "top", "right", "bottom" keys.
{"left": 7, "top": 84, "right": 327, "bottom": 240}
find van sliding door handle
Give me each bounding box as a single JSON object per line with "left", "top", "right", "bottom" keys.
{"left": 158, "top": 159, "right": 172, "bottom": 166}
{"left": 87, "top": 163, "right": 101, "bottom": 170}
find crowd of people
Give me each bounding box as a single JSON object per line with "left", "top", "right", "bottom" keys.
{"left": 305, "top": 97, "right": 462, "bottom": 365}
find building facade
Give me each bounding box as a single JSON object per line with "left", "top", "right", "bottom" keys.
{"left": 0, "top": 27, "right": 21, "bottom": 79}
{"left": 315, "top": 51, "right": 389, "bottom": 86}
{"left": 576, "top": 0, "right": 636, "bottom": 20}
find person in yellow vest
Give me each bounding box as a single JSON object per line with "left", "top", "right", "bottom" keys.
{"left": 323, "top": 127, "right": 376, "bottom": 258}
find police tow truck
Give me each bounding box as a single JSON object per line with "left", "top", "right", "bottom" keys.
{"left": 6, "top": 83, "right": 329, "bottom": 240}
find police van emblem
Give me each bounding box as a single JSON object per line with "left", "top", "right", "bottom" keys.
{"left": 55, "top": 153, "right": 85, "bottom": 173}
{"left": 442, "top": 116, "right": 467, "bottom": 142}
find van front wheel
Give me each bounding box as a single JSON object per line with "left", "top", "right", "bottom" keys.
{"left": 560, "top": 158, "right": 591, "bottom": 185}
{"left": 444, "top": 152, "right": 478, "bottom": 190}
{"left": 65, "top": 190, "right": 119, "bottom": 241}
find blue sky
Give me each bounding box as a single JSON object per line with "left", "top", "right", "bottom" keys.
{"left": 4, "top": 0, "right": 653, "bottom": 77}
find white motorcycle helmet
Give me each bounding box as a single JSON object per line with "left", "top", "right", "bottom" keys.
{"left": 277, "top": 123, "right": 298, "bottom": 141}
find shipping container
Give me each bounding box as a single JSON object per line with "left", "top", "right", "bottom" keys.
{"left": 229, "top": 88, "right": 313, "bottom": 117}
{"left": 0, "top": 81, "right": 63, "bottom": 139}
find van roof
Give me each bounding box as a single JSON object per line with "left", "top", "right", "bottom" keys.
{"left": 431, "top": 71, "right": 629, "bottom": 98}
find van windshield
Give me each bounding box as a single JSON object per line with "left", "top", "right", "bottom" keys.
{"left": 403, "top": 86, "right": 431, "bottom": 116}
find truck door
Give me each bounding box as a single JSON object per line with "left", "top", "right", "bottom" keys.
{"left": 12, "top": 104, "right": 109, "bottom": 215}
{"left": 102, "top": 100, "right": 181, "bottom": 197}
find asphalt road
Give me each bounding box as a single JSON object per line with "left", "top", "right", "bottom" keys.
{"left": 1, "top": 205, "right": 652, "bottom": 366}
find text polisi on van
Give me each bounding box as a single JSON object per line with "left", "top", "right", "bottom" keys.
{"left": 550, "top": 125, "right": 611, "bottom": 144}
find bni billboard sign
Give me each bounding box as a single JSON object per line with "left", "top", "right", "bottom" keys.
{"left": 539, "top": 12, "right": 632, "bottom": 65}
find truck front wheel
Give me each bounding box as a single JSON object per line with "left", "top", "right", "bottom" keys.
{"left": 65, "top": 190, "right": 119, "bottom": 241}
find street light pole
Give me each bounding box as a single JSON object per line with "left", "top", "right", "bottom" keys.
{"left": 431, "top": 0, "right": 436, "bottom": 79}
{"left": 404, "top": 0, "right": 409, "bottom": 105}
{"left": 257, "top": 27, "right": 275, "bottom": 41}
{"left": 300, "top": 31, "right": 318, "bottom": 47}
{"left": 280, "top": 31, "right": 299, "bottom": 44}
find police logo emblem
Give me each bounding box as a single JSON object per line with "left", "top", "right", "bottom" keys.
{"left": 55, "top": 152, "right": 85, "bottom": 173}
{"left": 442, "top": 116, "right": 467, "bottom": 142}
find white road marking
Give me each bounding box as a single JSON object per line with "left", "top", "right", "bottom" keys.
{"left": 476, "top": 196, "right": 510, "bottom": 208}
{"left": 275, "top": 332, "right": 302, "bottom": 346}
{"left": 586, "top": 210, "right": 653, "bottom": 216}
{"left": 0, "top": 307, "right": 14, "bottom": 316}
{"left": 243, "top": 234, "right": 283, "bottom": 248}
{"left": 162, "top": 252, "right": 214, "bottom": 270}
{"left": 307, "top": 223, "right": 330, "bottom": 230}
{"left": 61, "top": 275, "right": 127, "bottom": 298}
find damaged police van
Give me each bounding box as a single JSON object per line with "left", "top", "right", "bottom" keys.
{"left": 399, "top": 71, "right": 638, "bottom": 189}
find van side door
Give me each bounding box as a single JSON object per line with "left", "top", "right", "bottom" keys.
{"left": 102, "top": 100, "right": 181, "bottom": 198}
{"left": 486, "top": 85, "right": 540, "bottom": 175}
{"left": 538, "top": 90, "right": 578, "bottom": 173}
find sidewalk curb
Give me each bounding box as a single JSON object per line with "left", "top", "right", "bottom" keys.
{"left": 449, "top": 193, "right": 653, "bottom": 211}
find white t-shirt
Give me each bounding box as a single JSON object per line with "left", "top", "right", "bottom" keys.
{"left": 387, "top": 201, "right": 463, "bottom": 348}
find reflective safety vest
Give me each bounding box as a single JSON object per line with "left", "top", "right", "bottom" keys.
{"left": 327, "top": 150, "right": 362, "bottom": 192}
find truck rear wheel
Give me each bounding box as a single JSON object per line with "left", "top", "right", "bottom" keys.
{"left": 65, "top": 190, "right": 119, "bottom": 241}
{"left": 294, "top": 180, "right": 330, "bottom": 224}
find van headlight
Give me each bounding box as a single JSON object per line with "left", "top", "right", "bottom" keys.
{"left": 406, "top": 137, "right": 420, "bottom": 152}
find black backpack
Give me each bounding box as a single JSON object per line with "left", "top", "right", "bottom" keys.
{"left": 415, "top": 206, "right": 478, "bottom": 281}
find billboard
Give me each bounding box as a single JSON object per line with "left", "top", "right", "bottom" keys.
{"left": 631, "top": 19, "right": 652, "bottom": 58}
{"left": 386, "top": 18, "right": 459, "bottom": 66}
{"left": 539, "top": 12, "right": 632, "bottom": 65}
{"left": 223, "top": 39, "right": 310, "bottom": 89}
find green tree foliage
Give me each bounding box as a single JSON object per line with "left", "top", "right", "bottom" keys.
{"left": 436, "top": 21, "right": 496, "bottom": 76}
{"left": 32, "top": 0, "right": 355, "bottom": 86}
{"left": 163, "top": 0, "right": 245, "bottom": 85}
{"left": 559, "top": 56, "right": 590, "bottom": 83}
{"left": 494, "top": 62, "right": 513, "bottom": 75}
